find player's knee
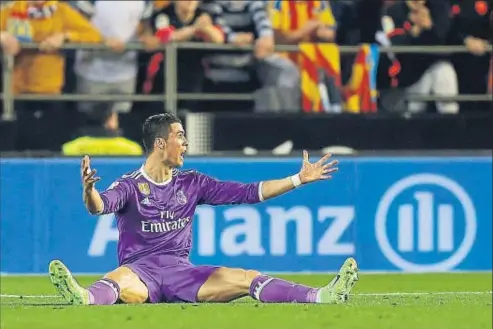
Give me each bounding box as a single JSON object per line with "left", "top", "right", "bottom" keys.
{"left": 213, "top": 268, "right": 261, "bottom": 289}
{"left": 104, "top": 267, "right": 149, "bottom": 304}
{"left": 231, "top": 269, "right": 262, "bottom": 289}
{"left": 119, "top": 285, "right": 148, "bottom": 304}
{"left": 244, "top": 270, "right": 262, "bottom": 284}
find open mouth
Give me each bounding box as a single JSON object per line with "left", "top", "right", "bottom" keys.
{"left": 180, "top": 151, "right": 186, "bottom": 160}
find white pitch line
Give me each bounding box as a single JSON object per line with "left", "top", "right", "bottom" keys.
{"left": 1, "top": 291, "right": 491, "bottom": 299}
{"left": 1, "top": 294, "right": 59, "bottom": 298}
{"left": 354, "top": 291, "right": 492, "bottom": 296}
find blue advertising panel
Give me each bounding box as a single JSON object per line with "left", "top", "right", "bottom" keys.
{"left": 1, "top": 156, "right": 491, "bottom": 274}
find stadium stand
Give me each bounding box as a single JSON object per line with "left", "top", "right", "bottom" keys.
{"left": 0, "top": 0, "right": 491, "bottom": 153}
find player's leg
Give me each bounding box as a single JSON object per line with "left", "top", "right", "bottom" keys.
{"left": 49, "top": 260, "right": 149, "bottom": 305}
{"left": 196, "top": 257, "right": 359, "bottom": 304}
{"left": 196, "top": 268, "right": 260, "bottom": 302}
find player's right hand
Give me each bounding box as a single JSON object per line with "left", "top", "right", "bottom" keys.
{"left": 81, "top": 155, "right": 101, "bottom": 190}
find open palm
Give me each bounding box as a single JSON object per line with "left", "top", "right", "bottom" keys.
{"left": 299, "top": 150, "right": 339, "bottom": 184}
{"left": 81, "top": 155, "right": 101, "bottom": 190}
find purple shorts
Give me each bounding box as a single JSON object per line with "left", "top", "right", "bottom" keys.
{"left": 124, "top": 254, "right": 219, "bottom": 303}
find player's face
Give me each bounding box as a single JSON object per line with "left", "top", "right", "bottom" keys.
{"left": 164, "top": 123, "right": 188, "bottom": 168}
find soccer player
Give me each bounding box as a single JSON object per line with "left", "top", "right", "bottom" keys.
{"left": 49, "top": 113, "right": 359, "bottom": 305}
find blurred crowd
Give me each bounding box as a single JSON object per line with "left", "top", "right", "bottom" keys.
{"left": 0, "top": 0, "right": 491, "bottom": 154}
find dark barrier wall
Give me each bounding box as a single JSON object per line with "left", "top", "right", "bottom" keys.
{"left": 211, "top": 113, "right": 493, "bottom": 151}
{"left": 1, "top": 112, "right": 491, "bottom": 152}
{"left": 1, "top": 156, "right": 491, "bottom": 274}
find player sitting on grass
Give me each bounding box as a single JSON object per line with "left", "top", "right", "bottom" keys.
{"left": 49, "top": 113, "right": 359, "bottom": 305}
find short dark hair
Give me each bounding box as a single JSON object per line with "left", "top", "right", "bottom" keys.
{"left": 87, "top": 102, "right": 114, "bottom": 126}
{"left": 142, "top": 113, "right": 182, "bottom": 152}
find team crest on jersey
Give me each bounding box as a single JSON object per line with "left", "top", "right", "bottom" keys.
{"left": 138, "top": 182, "right": 151, "bottom": 196}
{"left": 176, "top": 190, "right": 187, "bottom": 205}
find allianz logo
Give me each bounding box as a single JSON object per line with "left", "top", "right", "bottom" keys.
{"left": 88, "top": 205, "right": 355, "bottom": 257}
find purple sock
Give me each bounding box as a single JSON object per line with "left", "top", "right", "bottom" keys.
{"left": 249, "top": 275, "right": 319, "bottom": 303}
{"left": 87, "top": 278, "right": 120, "bottom": 305}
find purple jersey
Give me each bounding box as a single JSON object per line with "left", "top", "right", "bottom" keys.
{"left": 98, "top": 167, "right": 263, "bottom": 265}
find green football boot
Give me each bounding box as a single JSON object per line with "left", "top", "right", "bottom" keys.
{"left": 317, "top": 257, "right": 359, "bottom": 304}
{"left": 49, "top": 260, "right": 90, "bottom": 305}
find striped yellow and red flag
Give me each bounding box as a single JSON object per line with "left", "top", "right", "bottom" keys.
{"left": 299, "top": 43, "right": 341, "bottom": 112}
{"left": 270, "top": 1, "right": 381, "bottom": 113}
{"left": 344, "top": 44, "right": 380, "bottom": 113}
{"left": 270, "top": 0, "right": 337, "bottom": 64}
{"left": 269, "top": 0, "right": 339, "bottom": 112}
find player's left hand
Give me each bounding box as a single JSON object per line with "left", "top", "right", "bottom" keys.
{"left": 298, "top": 150, "right": 338, "bottom": 184}
{"left": 81, "top": 155, "right": 101, "bottom": 190}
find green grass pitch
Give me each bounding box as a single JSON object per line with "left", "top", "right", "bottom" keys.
{"left": 1, "top": 273, "right": 492, "bottom": 329}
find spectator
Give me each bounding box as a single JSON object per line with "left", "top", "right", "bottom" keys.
{"left": 327, "top": 0, "right": 356, "bottom": 45}
{"left": 202, "top": 1, "right": 273, "bottom": 84}
{"left": 0, "top": 1, "right": 102, "bottom": 96}
{"left": 376, "top": 0, "right": 459, "bottom": 114}
{"left": 71, "top": 0, "right": 153, "bottom": 115}
{"left": 269, "top": 1, "right": 340, "bottom": 113}
{"left": 62, "top": 102, "right": 143, "bottom": 156}
{"left": 328, "top": 0, "right": 388, "bottom": 46}
{"left": 270, "top": 0, "right": 337, "bottom": 50}
{"left": 201, "top": 0, "right": 300, "bottom": 112}
{"left": 140, "top": 0, "right": 225, "bottom": 112}
{"left": 0, "top": 0, "right": 103, "bottom": 150}
{"left": 449, "top": 0, "right": 490, "bottom": 112}
{"left": 326, "top": 0, "right": 362, "bottom": 86}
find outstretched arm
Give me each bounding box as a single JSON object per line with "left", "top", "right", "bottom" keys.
{"left": 261, "top": 151, "right": 338, "bottom": 200}
{"left": 81, "top": 156, "right": 104, "bottom": 214}
{"left": 198, "top": 151, "right": 339, "bottom": 205}
{"left": 81, "top": 156, "right": 130, "bottom": 215}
